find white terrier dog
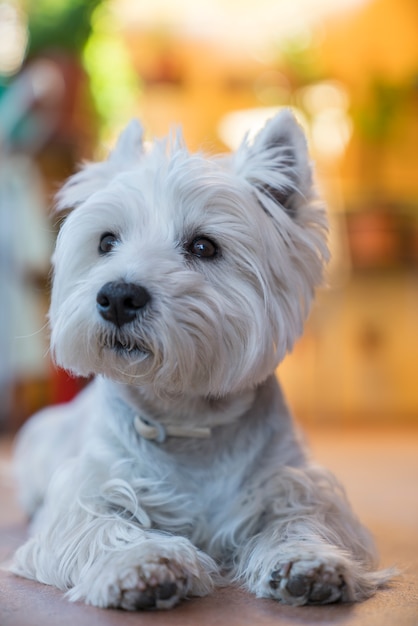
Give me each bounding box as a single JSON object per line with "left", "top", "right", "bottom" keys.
{"left": 12, "top": 110, "right": 390, "bottom": 610}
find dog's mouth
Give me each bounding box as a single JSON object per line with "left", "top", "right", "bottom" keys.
{"left": 113, "top": 341, "right": 149, "bottom": 357}
{"left": 100, "top": 333, "right": 150, "bottom": 359}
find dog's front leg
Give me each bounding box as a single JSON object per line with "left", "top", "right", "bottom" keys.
{"left": 233, "top": 465, "right": 388, "bottom": 605}
{"left": 65, "top": 527, "right": 217, "bottom": 610}
{"left": 13, "top": 510, "right": 216, "bottom": 610}
{"left": 12, "top": 462, "right": 217, "bottom": 610}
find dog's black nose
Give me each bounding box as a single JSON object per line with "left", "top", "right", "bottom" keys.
{"left": 96, "top": 281, "right": 151, "bottom": 327}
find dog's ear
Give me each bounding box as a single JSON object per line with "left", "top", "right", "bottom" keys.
{"left": 233, "top": 109, "right": 312, "bottom": 220}
{"left": 56, "top": 119, "right": 144, "bottom": 211}
{"left": 107, "top": 119, "right": 144, "bottom": 166}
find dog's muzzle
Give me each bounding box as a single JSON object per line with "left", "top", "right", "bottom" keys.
{"left": 96, "top": 281, "right": 151, "bottom": 327}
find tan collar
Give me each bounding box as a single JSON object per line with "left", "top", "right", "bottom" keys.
{"left": 134, "top": 414, "right": 211, "bottom": 443}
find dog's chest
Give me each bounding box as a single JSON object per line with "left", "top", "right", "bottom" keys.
{"left": 127, "top": 431, "right": 270, "bottom": 554}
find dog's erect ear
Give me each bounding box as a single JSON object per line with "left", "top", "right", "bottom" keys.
{"left": 56, "top": 119, "right": 144, "bottom": 211}
{"left": 107, "top": 119, "right": 144, "bottom": 165}
{"left": 233, "top": 109, "right": 312, "bottom": 219}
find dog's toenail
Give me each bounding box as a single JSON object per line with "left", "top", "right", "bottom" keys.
{"left": 309, "top": 584, "right": 333, "bottom": 603}
{"left": 157, "top": 582, "right": 178, "bottom": 600}
{"left": 286, "top": 574, "right": 310, "bottom": 597}
{"left": 135, "top": 589, "right": 157, "bottom": 609}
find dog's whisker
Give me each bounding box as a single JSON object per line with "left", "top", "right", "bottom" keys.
{"left": 14, "top": 321, "right": 50, "bottom": 340}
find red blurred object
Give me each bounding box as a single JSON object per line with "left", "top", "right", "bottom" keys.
{"left": 50, "top": 368, "right": 88, "bottom": 404}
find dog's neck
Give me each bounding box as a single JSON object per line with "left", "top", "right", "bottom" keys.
{"left": 104, "top": 378, "right": 257, "bottom": 442}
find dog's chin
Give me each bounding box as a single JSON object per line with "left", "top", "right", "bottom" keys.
{"left": 93, "top": 344, "right": 153, "bottom": 385}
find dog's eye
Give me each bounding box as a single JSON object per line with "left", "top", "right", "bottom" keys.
{"left": 187, "top": 237, "right": 218, "bottom": 259}
{"left": 99, "top": 233, "right": 118, "bottom": 255}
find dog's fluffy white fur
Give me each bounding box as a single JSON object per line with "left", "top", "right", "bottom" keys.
{"left": 12, "top": 110, "right": 390, "bottom": 610}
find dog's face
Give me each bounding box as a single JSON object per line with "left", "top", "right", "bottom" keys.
{"left": 49, "top": 111, "right": 328, "bottom": 397}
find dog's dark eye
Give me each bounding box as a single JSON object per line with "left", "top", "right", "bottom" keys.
{"left": 187, "top": 237, "right": 218, "bottom": 259}
{"left": 99, "top": 233, "right": 118, "bottom": 255}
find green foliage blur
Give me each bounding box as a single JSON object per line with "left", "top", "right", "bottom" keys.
{"left": 26, "top": 0, "right": 103, "bottom": 58}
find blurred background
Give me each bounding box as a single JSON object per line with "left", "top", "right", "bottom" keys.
{"left": 0, "top": 0, "right": 417, "bottom": 432}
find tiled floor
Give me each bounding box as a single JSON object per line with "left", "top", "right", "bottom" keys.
{"left": 1, "top": 427, "right": 417, "bottom": 626}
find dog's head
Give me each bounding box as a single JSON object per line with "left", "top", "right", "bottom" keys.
{"left": 50, "top": 110, "right": 328, "bottom": 397}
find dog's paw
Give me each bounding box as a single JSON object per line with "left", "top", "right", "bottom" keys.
{"left": 72, "top": 539, "right": 218, "bottom": 610}
{"left": 117, "top": 558, "right": 190, "bottom": 610}
{"left": 267, "top": 557, "right": 348, "bottom": 605}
